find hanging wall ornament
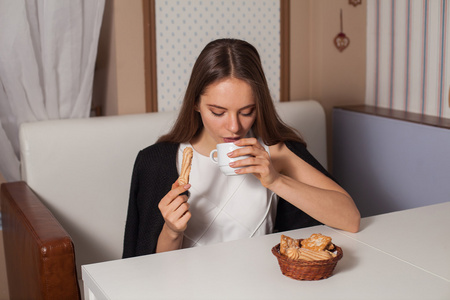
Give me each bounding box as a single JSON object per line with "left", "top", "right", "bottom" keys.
{"left": 334, "top": 9, "right": 350, "bottom": 52}
{"left": 349, "top": 0, "right": 362, "bottom": 6}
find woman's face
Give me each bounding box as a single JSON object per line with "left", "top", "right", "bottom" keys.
{"left": 195, "top": 77, "right": 256, "bottom": 150}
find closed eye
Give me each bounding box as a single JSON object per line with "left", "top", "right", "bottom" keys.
{"left": 240, "top": 107, "right": 255, "bottom": 117}
{"left": 211, "top": 111, "right": 224, "bottom": 117}
{"left": 207, "top": 104, "right": 255, "bottom": 117}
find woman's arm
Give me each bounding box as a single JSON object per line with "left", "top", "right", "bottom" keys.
{"left": 231, "top": 139, "right": 360, "bottom": 233}
{"left": 270, "top": 143, "right": 360, "bottom": 232}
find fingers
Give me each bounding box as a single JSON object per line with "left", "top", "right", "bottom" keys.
{"left": 234, "top": 137, "right": 265, "bottom": 150}
{"left": 230, "top": 155, "right": 269, "bottom": 168}
{"left": 171, "top": 179, "right": 190, "bottom": 190}
{"left": 161, "top": 182, "right": 190, "bottom": 207}
{"left": 167, "top": 209, "right": 191, "bottom": 234}
{"left": 164, "top": 198, "right": 190, "bottom": 224}
{"left": 159, "top": 181, "right": 191, "bottom": 233}
{"left": 228, "top": 137, "right": 270, "bottom": 167}
{"left": 230, "top": 139, "right": 278, "bottom": 185}
{"left": 230, "top": 156, "right": 271, "bottom": 176}
{"left": 230, "top": 138, "right": 266, "bottom": 158}
{"left": 159, "top": 196, "right": 191, "bottom": 233}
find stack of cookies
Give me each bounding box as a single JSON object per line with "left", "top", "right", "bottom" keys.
{"left": 280, "top": 233, "right": 337, "bottom": 261}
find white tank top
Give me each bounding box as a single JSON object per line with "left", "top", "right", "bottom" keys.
{"left": 177, "top": 142, "right": 278, "bottom": 248}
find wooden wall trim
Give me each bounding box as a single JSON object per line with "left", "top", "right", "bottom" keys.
{"left": 280, "top": 0, "right": 290, "bottom": 102}
{"left": 143, "top": 0, "right": 158, "bottom": 112}
{"left": 336, "top": 105, "right": 450, "bottom": 130}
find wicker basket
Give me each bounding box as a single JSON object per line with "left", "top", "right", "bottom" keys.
{"left": 271, "top": 240, "right": 343, "bottom": 281}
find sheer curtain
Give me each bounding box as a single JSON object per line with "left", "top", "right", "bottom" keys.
{"left": 365, "top": 0, "right": 449, "bottom": 118}
{"left": 0, "top": 0, "right": 105, "bottom": 181}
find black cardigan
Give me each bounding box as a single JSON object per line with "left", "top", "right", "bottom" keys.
{"left": 122, "top": 141, "right": 332, "bottom": 258}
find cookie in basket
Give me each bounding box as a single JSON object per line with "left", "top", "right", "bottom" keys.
{"left": 301, "top": 233, "right": 333, "bottom": 251}
{"left": 280, "top": 234, "right": 299, "bottom": 255}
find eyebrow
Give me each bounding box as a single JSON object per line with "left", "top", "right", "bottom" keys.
{"left": 207, "top": 104, "right": 256, "bottom": 110}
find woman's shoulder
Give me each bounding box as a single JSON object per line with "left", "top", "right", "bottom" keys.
{"left": 269, "top": 140, "right": 321, "bottom": 172}
{"left": 135, "top": 142, "right": 179, "bottom": 165}
{"left": 268, "top": 140, "right": 306, "bottom": 157}
{"left": 141, "top": 142, "right": 179, "bottom": 154}
{"left": 281, "top": 140, "right": 332, "bottom": 179}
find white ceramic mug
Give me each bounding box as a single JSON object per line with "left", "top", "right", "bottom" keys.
{"left": 209, "top": 142, "right": 251, "bottom": 176}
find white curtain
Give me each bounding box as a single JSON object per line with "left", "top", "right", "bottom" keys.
{"left": 0, "top": 0, "right": 105, "bottom": 181}
{"left": 366, "top": 0, "right": 449, "bottom": 118}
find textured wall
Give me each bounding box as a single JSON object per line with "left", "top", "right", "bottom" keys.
{"left": 155, "top": 0, "right": 281, "bottom": 111}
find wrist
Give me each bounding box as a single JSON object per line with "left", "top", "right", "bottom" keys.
{"left": 162, "top": 223, "right": 184, "bottom": 240}
{"left": 156, "top": 223, "right": 184, "bottom": 253}
{"left": 265, "top": 173, "right": 284, "bottom": 191}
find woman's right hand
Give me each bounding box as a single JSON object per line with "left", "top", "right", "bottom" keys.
{"left": 158, "top": 180, "right": 191, "bottom": 237}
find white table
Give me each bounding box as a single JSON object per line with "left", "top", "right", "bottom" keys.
{"left": 334, "top": 201, "right": 450, "bottom": 282}
{"left": 82, "top": 202, "right": 450, "bottom": 300}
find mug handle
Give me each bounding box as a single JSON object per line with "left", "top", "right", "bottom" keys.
{"left": 209, "top": 149, "right": 218, "bottom": 163}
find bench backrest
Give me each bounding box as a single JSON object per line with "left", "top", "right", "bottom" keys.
{"left": 19, "top": 100, "right": 327, "bottom": 275}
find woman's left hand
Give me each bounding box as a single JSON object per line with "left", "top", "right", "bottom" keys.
{"left": 229, "top": 138, "right": 280, "bottom": 188}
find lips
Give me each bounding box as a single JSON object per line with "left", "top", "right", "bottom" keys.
{"left": 223, "top": 137, "right": 240, "bottom": 143}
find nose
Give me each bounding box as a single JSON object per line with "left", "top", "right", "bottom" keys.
{"left": 226, "top": 113, "right": 241, "bottom": 133}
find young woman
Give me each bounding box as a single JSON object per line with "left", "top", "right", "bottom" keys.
{"left": 123, "top": 38, "right": 360, "bottom": 258}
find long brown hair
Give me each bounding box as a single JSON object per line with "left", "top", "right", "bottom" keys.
{"left": 157, "top": 38, "right": 304, "bottom": 146}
